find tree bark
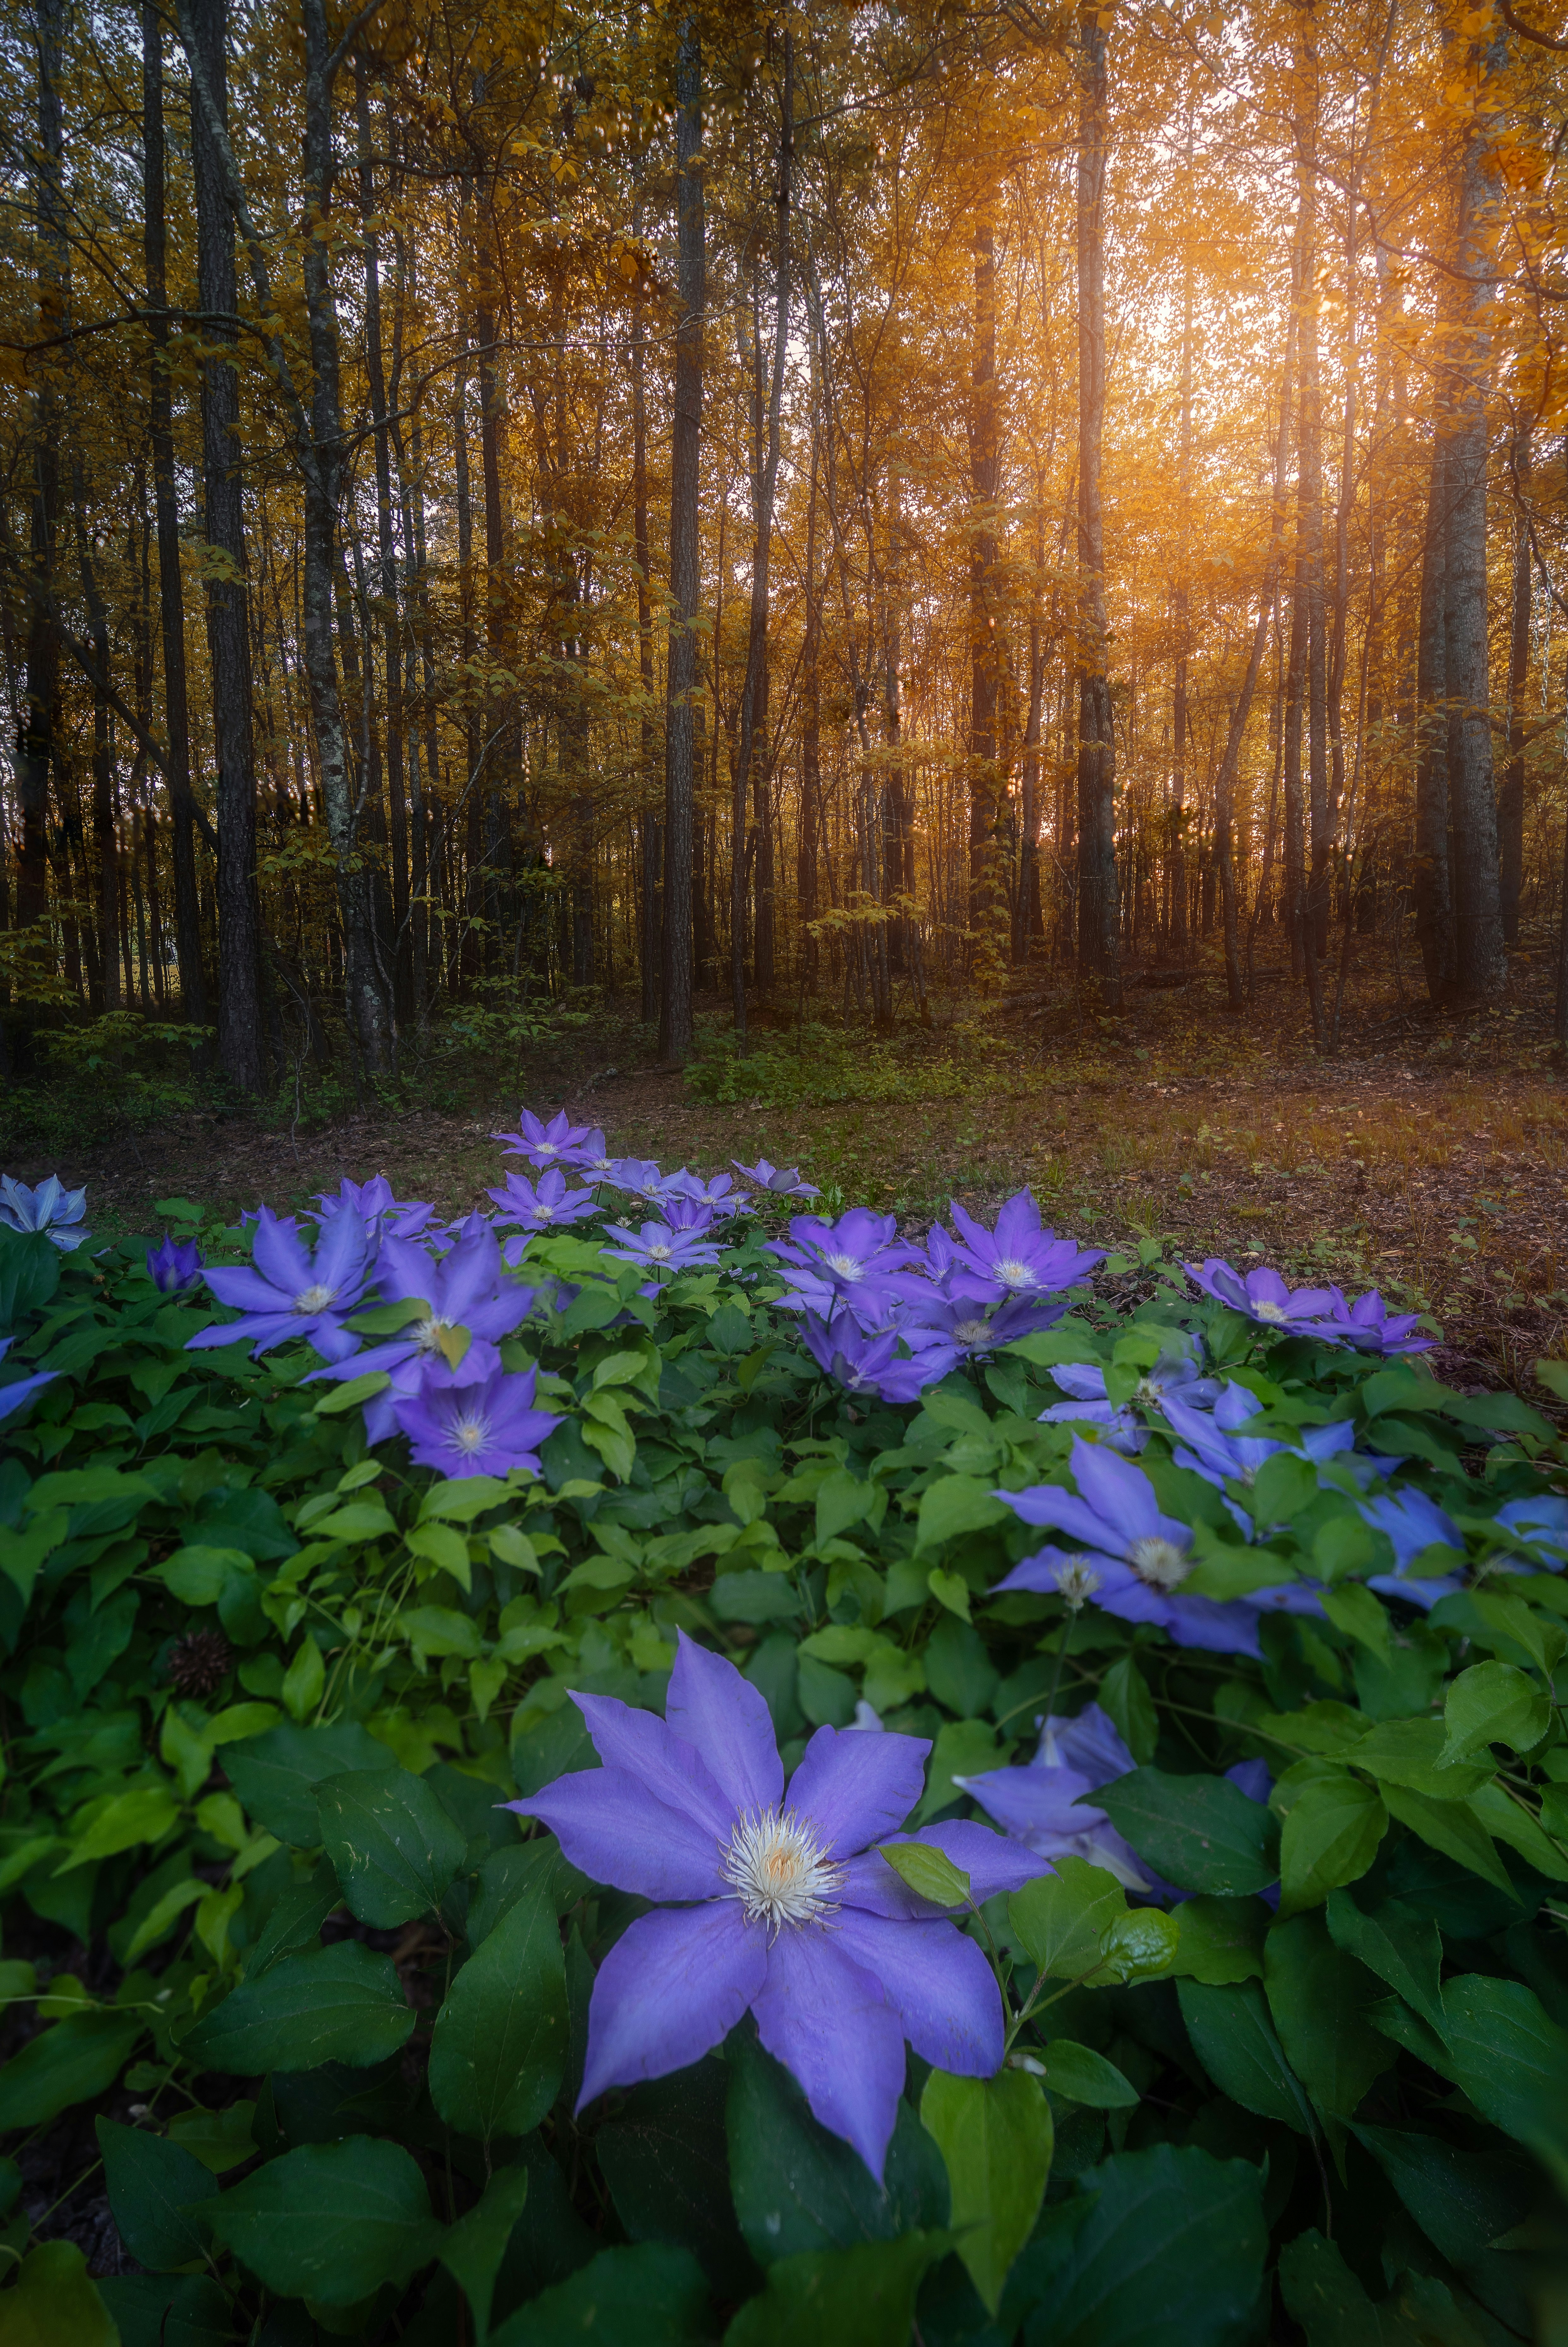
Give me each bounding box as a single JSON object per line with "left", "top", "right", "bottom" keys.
{"left": 16, "top": 0, "right": 67, "bottom": 941}
{"left": 659, "top": 18, "right": 703, "bottom": 1065}
{"left": 969, "top": 180, "right": 1005, "bottom": 980}
{"left": 1501, "top": 424, "right": 1530, "bottom": 945}
{"left": 1075, "top": 6, "right": 1120, "bottom": 1006}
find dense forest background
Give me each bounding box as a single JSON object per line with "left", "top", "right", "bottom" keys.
{"left": 3, "top": 0, "right": 1568, "bottom": 1104}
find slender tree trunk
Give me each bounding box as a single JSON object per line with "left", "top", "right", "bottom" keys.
{"left": 1169, "top": 102, "right": 1194, "bottom": 959}
{"left": 659, "top": 19, "right": 703, "bottom": 1064}
{"left": 1501, "top": 424, "right": 1530, "bottom": 945}
{"left": 1414, "top": 430, "right": 1455, "bottom": 998}
{"left": 969, "top": 178, "right": 1004, "bottom": 981}
{"left": 1075, "top": 7, "right": 1120, "bottom": 1006}
{"left": 16, "top": 0, "right": 67, "bottom": 942}
{"left": 357, "top": 62, "right": 410, "bottom": 1021}
{"left": 631, "top": 179, "right": 660, "bottom": 1026}
{"left": 188, "top": 0, "right": 262, "bottom": 1087}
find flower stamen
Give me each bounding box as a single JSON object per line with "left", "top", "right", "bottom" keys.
{"left": 723, "top": 1806, "right": 845, "bottom": 1937}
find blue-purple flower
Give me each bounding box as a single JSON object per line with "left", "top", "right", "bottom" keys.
{"left": 601, "top": 1218, "right": 725, "bottom": 1275}
{"left": 315, "top": 1218, "right": 538, "bottom": 1440}
{"left": 493, "top": 1110, "right": 605, "bottom": 1170}
{"left": 994, "top": 1436, "right": 1307, "bottom": 1657}
{"left": 799, "top": 1307, "right": 954, "bottom": 1405}
{"left": 392, "top": 1359, "right": 560, "bottom": 1479}
{"left": 766, "top": 1209, "right": 916, "bottom": 1319}
{"left": 1357, "top": 1489, "right": 1466, "bottom": 1608}
{"left": 146, "top": 1234, "right": 204, "bottom": 1294}
{"left": 0, "top": 1175, "right": 89, "bottom": 1253}
{"left": 0, "top": 1337, "right": 56, "bottom": 1428}
{"left": 897, "top": 1293, "right": 1069, "bottom": 1362}
{"left": 945, "top": 1193, "right": 1105, "bottom": 1305}
{"left": 1162, "top": 1380, "right": 1357, "bottom": 1531}
{"left": 1493, "top": 1495, "right": 1568, "bottom": 1572}
{"left": 1317, "top": 1286, "right": 1433, "bottom": 1355}
{"left": 734, "top": 1158, "right": 820, "bottom": 1200}
{"left": 510, "top": 1635, "right": 1046, "bottom": 2177}
{"left": 487, "top": 1168, "right": 599, "bottom": 1232}
{"left": 956, "top": 1706, "right": 1156, "bottom": 1891}
{"left": 605, "top": 1159, "right": 671, "bottom": 1211}
{"left": 662, "top": 1169, "right": 750, "bottom": 1218}
{"left": 311, "top": 1176, "right": 435, "bottom": 1244}
{"left": 1183, "top": 1259, "right": 1340, "bottom": 1334}
{"left": 187, "top": 1208, "right": 369, "bottom": 1363}
{"left": 1039, "top": 1348, "right": 1222, "bottom": 1454}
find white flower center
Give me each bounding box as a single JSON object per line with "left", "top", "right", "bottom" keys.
{"left": 995, "top": 1257, "right": 1035, "bottom": 1288}
{"left": 647, "top": 1241, "right": 672, "bottom": 1260}
{"left": 414, "top": 1315, "right": 452, "bottom": 1352}
{"left": 531, "top": 1203, "right": 556, "bottom": 1222}
{"left": 954, "top": 1319, "right": 991, "bottom": 1345}
{"left": 1127, "top": 1535, "right": 1192, "bottom": 1591}
{"left": 1133, "top": 1376, "right": 1160, "bottom": 1406}
{"left": 535, "top": 1142, "right": 560, "bottom": 1159}
{"left": 1253, "top": 1299, "right": 1288, "bottom": 1323}
{"left": 294, "top": 1283, "right": 336, "bottom": 1314}
{"left": 1053, "top": 1557, "right": 1103, "bottom": 1610}
{"left": 449, "top": 1412, "right": 488, "bottom": 1454}
{"left": 823, "top": 1252, "right": 862, "bottom": 1279}
{"left": 723, "top": 1807, "right": 845, "bottom": 1936}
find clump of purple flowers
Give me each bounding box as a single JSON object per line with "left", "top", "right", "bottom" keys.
{"left": 314, "top": 1216, "right": 538, "bottom": 1440}
{"left": 487, "top": 1168, "right": 599, "bottom": 1232}
{"left": 1186, "top": 1259, "right": 1430, "bottom": 1354}
{"left": 512, "top": 1634, "right": 1046, "bottom": 2177}
{"left": 493, "top": 1110, "right": 606, "bottom": 1171}
{"left": 187, "top": 1208, "right": 369, "bottom": 1364}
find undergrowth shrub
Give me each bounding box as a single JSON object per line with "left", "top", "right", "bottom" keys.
{"left": 0, "top": 1142, "right": 1566, "bottom": 2343}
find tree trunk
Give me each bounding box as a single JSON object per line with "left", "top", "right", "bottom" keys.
{"left": 659, "top": 19, "right": 703, "bottom": 1065}
{"left": 188, "top": 0, "right": 262, "bottom": 1088}
{"left": 16, "top": 0, "right": 67, "bottom": 942}
{"left": 1501, "top": 424, "right": 1530, "bottom": 945}
{"left": 631, "top": 178, "right": 660, "bottom": 1026}
{"left": 969, "top": 180, "right": 1005, "bottom": 981}
{"left": 1075, "top": 7, "right": 1120, "bottom": 1006}
{"left": 1414, "top": 430, "right": 1455, "bottom": 999}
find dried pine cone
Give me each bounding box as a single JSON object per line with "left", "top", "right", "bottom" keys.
{"left": 165, "top": 1628, "right": 233, "bottom": 1698}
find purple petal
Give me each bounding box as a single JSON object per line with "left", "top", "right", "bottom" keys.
{"left": 201, "top": 1265, "right": 294, "bottom": 1315}
{"left": 1067, "top": 1440, "right": 1162, "bottom": 1546}
{"left": 509, "top": 1767, "right": 725, "bottom": 1901}
{"left": 251, "top": 1213, "right": 313, "bottom": 1295}
{"left": 903, "top": 1821, "right": 1052, "bottom": 1903}
{"left": 786, "top": 1725, "right": 929, "bottom": 1858}
{"left": 753, "top": 1926, "right": 906, "bottom": 2181}
{"left": 833, "top": 1909, "right": 1004, "bottom": 2077}
{"left": 665, "top": 1634, "right": 783, "bottom": 1817}
{"left": 572, "top": 1691, "right": 735, "bottom": 1841}
{"left": 579, "top": 1902, "right": 766, "bottom": 2108}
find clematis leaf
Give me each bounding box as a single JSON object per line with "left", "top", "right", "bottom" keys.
{"left": 877, "top": 1841, "right": 972, "bottom": 1909}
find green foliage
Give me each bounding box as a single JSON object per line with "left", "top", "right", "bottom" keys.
{"left": 3, "top": 1190, "right": 1568, "bottom": 2342}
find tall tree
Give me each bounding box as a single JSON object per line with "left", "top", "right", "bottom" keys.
{"left": 659, "top": 19, "right": 703, "bottom": 1065}
{"left": 1074, "top": 4, "right": 1119, "bottom": 1007}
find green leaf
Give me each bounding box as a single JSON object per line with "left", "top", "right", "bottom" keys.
{"left": 1430, "top": 1974, "right": 1568, "bottom": 2178}
{"left": 1093, "top": 1767, "right": 1280, "bottom": 1895}
{"left": 1251, "top": 1449, "right": 1318, "bottom": 1525}
{"left": 1097, "top": 1655, "right": 1158, "bottom": 1764}
{"left": 1095, "top": 1908, "right": 1179, "bottom": 1985}
{"left": 1378, "top": 1782, "right": 1512, "bottom": 1890}
{"left": 438, "top": 2165, "right": 530, "bottom": 2338}
{"left": 724, "top": 2234, "right": 948, "bottom": 2347}
{"left": 1171, "top": 1895, "right": 1268, "bottom": 1984}
{"left": 312, "top": 1371, "right": 391, "bottom": 1416}
{"left": 926, "top": 1566, "right": 973, "bottom": 1622}
{"left": 1317, "top": 1582, "right": 1390, "bottom": 1657}
{"left": 222, "top": 1719, "right": 396, "bottom": 1847}
{"left": 95, "top": 2118, "right": 213, "bottom": 2274}
{"left": 310, "top": 1500, "right": 399, "bottom": 1543}
{"left": 1042, "top": 2042, "right": 1140, "bottom": 2109}
{"left": 876, "top": 1842, "right": 972, "bottom": 1910}
{"left": 0, "top": 2241, "right": 116, "bottom": 2347}
{"left": 56, "top": 1784, "right": 179, "bottom": 1873}
{"left": 1468, "top": 1590, "right": 1567, "bottom": 1681}
{"left": 921, "top": 2068, "right": 1050, "bottom": 2313}
{"left": 400, "top": 1603, "right": 484, "bottom": 1658}
{"left": 1352, "top": 2121, "right": 1536, "bottom": 2266}
{"left": 915, "top": 1474, "right": 1007, "bottom": 1554}
{"left": 164, "top": 2103, "right": 259, "bottom": 2176}
{"left": 97, "top": 2273, "right": 235, "bottom": 2347}
{"left": 1439, "top": 1660, "right": 1549, "bottom": 1766}
{"left": 0, "top": 1227, "right": 62, "bottom": 1325}
{"left": 157, "top": 1544, "right": 254, "bottom": 1606}
{"left": 1008, "top": 2143, "right": 1267, "bottom": 2347}
{"left": 180, "top": 1941, "right": 415, "bottom": 2074}
{"left": 242, "top": 1858, "right": 343, "bottom": 1979}
{"left": 1469, "top": 1780, "right": 1568, "bottom": 1879}
{"left": 1324, "top": 1890, "right": 1447, "bottom": 2038}
{"left": 1175, "top": 1980, "right": 1315, "bottom": 2135}
{"left": 1278, "top": 1771, "right": 1387, "bottom": 1916}
{"left": 1008, "top": 1856, "right": 1126, "bottom": 1982}
{"left": 281, "top": 1636, "right": 325, "bottom": 1722}
{"left": 199, "top": 2135, "right": 442, "bottom": 2307}
{"left": 1277, "top": 2230, "right": 1385, "bottom": 2347}
{"left": 0, "top": 2012, "right": 142, "bottom": 2132}
{"left": 597, "top": 2061, "right": 759, "bottom": 2303}
{"left": 489, "top": 2242, "right": 712, "bottom": 2347}
{"left": 317, "top": 1766, "right": 467, "bottom": 1928}
{"left": 1263, "top": 1912, "right": 1395, "bottom": 2129}
{"left": 916, "top": 1719, "right": 1005, "bottom": 1825}
{"left": 725, "top": 2035, "right": 948, "bottom": 2267}
{"left": 1350, "top": 1717, "right": 1493, "bottom": 1800}
{"left": 428, "top": 1883, "right": 568, "bottom": 2142}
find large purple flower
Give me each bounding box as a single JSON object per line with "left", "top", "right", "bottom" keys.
{"left": 605, "top": 1159, "right": 671, "bottom": 1211}
{"left": 955, "top": 1706, "right": 1156, "bottom": 1891}
{"left": 487, "top": 1168, "right": 599, "bottom": 1232}
{"left": 662, "top": 1170, "right": 750, "bottom": 1218}
{"left": 187, "top": 1208, "right": 369, "bottom": 1364}
{"left": 994, "top": 1436, "right": 1294, "bottom": 1657}
{"left": 0, "top": 1174, "right": 89, "bottom": 1253}
{"left": 765, "top": 1210, "right": 917, "bottom": 1319}
{"left": 897, "top": 1293, "right": 1069, "bottom": 1362}
{"left": 601, "top": 1218, "right": 725, "bottom": 1275}
{"left": 311, "top": 1176, "right": 435, "bottom": 1244}
{"left": 147, "top": 1234, "right": 204, "bottom": 1294}
{"left": 734, "top": 1158, "right": 820, "bottom": 1200}
{"left": 1183, "top": 1259, "right": 1341, "bottom": 1335}
{"left": 1357, "top": 1489, "right": 1465, "bottom": 1609}
{"left": 393, "top": 1359, "right": 560, "bottom": 1479}
{"left": 493, "top": 1110, "right": 604, "bottom": 1170}
{"left": 314, "top": 1218, "right": 538, "bottom": 1440}
{"left": 1039, "top": 1348, "right": 1222, "bottom": 1455}
{"left": 0, "top": 1337, "right": 57, "bottom": 1428}
{"left": 1163, "top": 1380, "right": 1357, "bottom": 1534}
{"left": 946, "top": 1192, "right": 1105, "bottom": 1306}
{"left": 510, "top": 1636, "right": 1046, "bottom": 2177}
{"left": 799, "top": 1307, "right": 955, "bottom": 1405}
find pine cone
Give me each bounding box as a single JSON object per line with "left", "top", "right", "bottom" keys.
{"left": 165, "top": 1628, "right": 234, "bottom": 1698}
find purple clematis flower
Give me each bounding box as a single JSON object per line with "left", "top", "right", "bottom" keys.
{"left": 313, "top": 1218, "right": 538, "bottom": 1440}
{"left": 1039, "top": 1349, "right": 1223, "bottom": 1455}
{"left": 0, "top": 1337, "right": 57, "bottom": 1428}
{"left": 662, "top": 1170, "right": 750, "bottom": 1218}
{"left": 1163, "top": 1380, "right": 1358, "bottom": 1532}
{"left": 1317, "top": 1286, "right": 1433, "bottom": 1355}
{"left": 311, "top": 1176, "right": 436, "bottom": 1244}
{"left": 956, "top": 1707, "right": 1156, "bottom": 1891}
{"left": 510, "top": 1635, "right": 1048, "bottom": 2178}
{"left": 766, "top": 1210, "right": 918, "bottom": 1316}
{"left": 0, "top": 1174, "right": 89, "bottom": 1253}
{"left": 945, "top": 1193, "right": 1105, "bottom": 1306}
{"left": 734, "top": 1158, "right": 820, "bottom": 1200}
{"left": 601, "top": 1218, "right": 725, "bottom": 1275}
{"left": 1183, "top": 1259, "right": 1342, "bottom": 1334}
{"left": 187, "top": 1208, "right": 369, "bottom": 1364}
{"left": 896, "top": 1292, "right": 1070, "bottom": 1361}
{"left": 798, "top": 1307, "right": 955, "bottom": 1405}
{"left": 1357, "top": 1488, "right": 1466, "bottom": 1608}
{"left": 605, "top": 1159, "right": 671, "bottom": 1211}
{"left": 993, "top": 1436, "right": 1303, "bottom": 1657}
{"left": 493, "top": 1109, "right": 603, "bottom": 1170}
{"left": 147, "top": 1234, "right": 204, "bottom": 1294}
{"left": 487, "top": 1167, "right": 599, "bottom": 1232}
{"left": 393, "top": 1359, "right": 560, "bottom": 1479}
{"left": 1493, "top": 1494, "right": 1568, "bottom": 1572}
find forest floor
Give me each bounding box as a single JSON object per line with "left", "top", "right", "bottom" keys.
{"left": 16, "top": 923, "right": 1568, "bottom": 1397}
